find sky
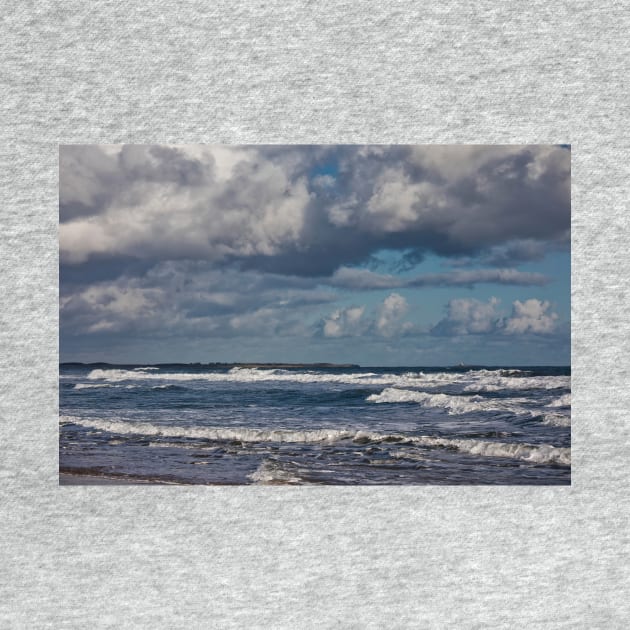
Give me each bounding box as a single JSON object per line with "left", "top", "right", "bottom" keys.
{"left": 59, "top": 144, "right": 570, "bottom": 366}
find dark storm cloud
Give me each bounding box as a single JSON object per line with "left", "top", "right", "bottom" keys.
{"left": 60, "top": 263, "right": 338, "bottom": 339}
{"left": 60, "top": 145, "right": 570, "bottom": 276}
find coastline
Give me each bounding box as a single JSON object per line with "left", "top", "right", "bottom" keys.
{"left": 58, "top": 473, "right": 236, "bottom": 486}
{"left": 59, "top": 473, "right": 158, "bottom": 485}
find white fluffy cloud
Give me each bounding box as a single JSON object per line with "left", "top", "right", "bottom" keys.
{"left": 321, "top": 293, "right": 413, "bottom": 339}
{"left": 432, "top": 297, "right": 501, "bottom": 336}
{"left": 375, "top": 293, "right": 412, "bottom": 337}
{"left": 432, "top": 297, "right": 560, "bottom": 337}
{"left": 322, "top": 306, "right": 367, "bottom": 338}
{"left": 503, "top": 299, "right": 559, "bottom": 335}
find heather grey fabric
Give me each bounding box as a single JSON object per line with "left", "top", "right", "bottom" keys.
{"left": 1, "top": 2, "right": 629, "bottom": 628}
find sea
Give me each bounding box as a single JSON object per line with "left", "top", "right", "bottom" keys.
{"left": 59, "top": 364, "right": 571, "bottom": 485}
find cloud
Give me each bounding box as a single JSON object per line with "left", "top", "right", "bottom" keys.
{"left": 59, "top": 145, "right": 569, "bottom": 363}
{"left": 60, "top": 145, "right": 570, "bottom": 275}
{"left": 321, "top": 306, "right": 367, "bottom": 338}
{"left": 320, "top": 293, "right": 413, "bottom": 339}
{"left": 60, "top": 263, "right": 338, "bottom": 339}
{"left": 329, "top": 267, "right": 404, "bottom": 290}
{"left": 450, "top": 238, "right": 568, "bottom": 268}
{"left": 328, "top": 266, "right": 549, "bottom": 290}
{"left": 375, "top": 293, "right": 412, "bottom": 337}
{"left": 431, "top": 297, "right": 561, "bottom": 337}
{"left": 503, "top": 299, "right": 559, "bottom": 334}
{"left": 431, "top": 297, "right": 502, "bottom": 336}
{"left": 60, "top": 145, "right": 310, "bottom": 265}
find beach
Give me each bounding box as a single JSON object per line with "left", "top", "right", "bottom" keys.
{"left": 59, "top": 473, "right": 154, "bottom": 485}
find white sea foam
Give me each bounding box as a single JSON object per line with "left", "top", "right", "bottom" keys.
{"left": 464, "top": 374, "right": 570, "bottom": 392}
{"left": 148, "top": 441, "right": 220, "bottom": 450}
{"left": 367, "top": 387, "right": 530, "bottom": 415}
{"left": 85, "top": 367, "right": 568, "bottom": 395}
{"left": 73, "top": 383, "right": 139, "bottom": 390}
{"left": 546, "top": 393, "right": 571, "bottom": 407}
{"left": 248, "top": 459, "right": 303, "bottom": 484}
{"left": 540, "top": 412, "right": 571, "bottom": 427}
{"left": 60, "top": 415, "right": 570, "bottom": 466}
{"left": 74, "top": 382, "right": 181, "bottom": 391}
{"left": 367, "top": 386, "right": 572, "bottom": 426}
{"left": 396, "top": 437, "right": 570, "bottom": 466}
{"left": 60, "top": 415, "right": 356, "bottom": 443}
{"left": 86, "top": 367, "right": 427, "bottom": 386}
{"left": 390, "top": 449, "right": 428, "bottom": 462}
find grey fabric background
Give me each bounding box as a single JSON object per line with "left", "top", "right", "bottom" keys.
{"left": 1, "top": 2, "right": 628, "bottom": 627}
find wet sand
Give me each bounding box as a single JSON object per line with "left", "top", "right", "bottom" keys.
{"left": 59, "top": 473, "right": 161, "bottom": 485}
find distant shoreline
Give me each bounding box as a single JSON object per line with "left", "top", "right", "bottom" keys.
{"left": 60, "top": 362, "right": 570, "bottom": 370}
{"left": 59, "top": 361, "right": 361, "bottom": 369}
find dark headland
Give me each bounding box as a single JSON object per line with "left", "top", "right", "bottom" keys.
{"left": 60, "top": 362, "right": 361, "bottom": 369}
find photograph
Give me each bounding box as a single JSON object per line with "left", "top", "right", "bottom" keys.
{"left": 59, "top": 144, "right": 570, "bottom": 485}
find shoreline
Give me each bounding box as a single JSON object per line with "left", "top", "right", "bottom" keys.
{"left": 59, "top": 361, "right": 362, "bottom": 369}
{"left": 59, "top": 473, "right": 177, "bottom": 485}
{"left": 58, "top": 473, "right": 237, "bottom": 486}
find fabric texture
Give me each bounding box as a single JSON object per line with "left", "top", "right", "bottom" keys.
{"left": 1, "top": 2, "right": 628, "bottom": 627}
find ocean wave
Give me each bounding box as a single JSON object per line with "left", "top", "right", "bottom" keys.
{"left": 366, "top": 387, "right": 529, "bottom": 415}
{"left": 546, "top": 393, "right": 571, "bottom": 407}
{"left": 73, "top": 383, "right": 139, "bottom": 390}
{"left": 73, "top": 382, "right": 185, "bottom": 392}
{"left": 248, "top": 459, "right": 304, "bottom": 484}
{"left": 367, "top": 387, "right": 571, "bottom": 427}
{"left": 539, "top": 412, "right": 571, "bottom": 427}
{"left": 60, "top": 415, "right": 356, "bottom": 443}
{"left": 60, "top": 415, "right": 570, "bottom": 466}
{"left": 86, "top": 367, "right": 419, "bottom": 386}
{"left": 395, "top": 437, "right": 570, "bottom": 466}
{"left": 463, "top": 374, "right": 570, "bottom": 392}
{"left": 85, "top": 367, "right": 568, "bottom": 393}
{"left": 148, "top": 441, "right": 219, "bottom": 450}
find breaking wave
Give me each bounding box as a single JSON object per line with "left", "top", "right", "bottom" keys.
{"left": 464, "top": 374, "right": 569, "bottom": 392}
{"left": 248, "top": 459, "right": 304, "bottom": 484}
{"left": 60, "top": 415, "right": 356, "bottom": 443}
{"left": 73, "top": 383, "right": 138, "bottom": 390}
{"left": 86, "top": 367, "right": 440, "bottom": 386}
{"left": 60, "top": 415, "right": 569, "bottom": 466}
{"left": 540, "top": 412, "right": 571, "bottom": 427}
{"left": 394, "top": 438, "right": 570, "bottom": 466}
{"left": 366, "top": 387, "right": 529, "bottom": 414}
{"left": 73, "top": 382, "right": 184, "bottom": 392}
{"left": 367, "top": 387, "right": 571, "bottom": 427}
{"left": 546, "top": 393, "right": 571, "bottom": 407}
{"left": 85, "top": 367, "right": 569, "bottom": 393}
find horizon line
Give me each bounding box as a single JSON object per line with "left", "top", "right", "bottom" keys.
{"left": 59, "top": 361, "right": 571, "bottom": 368}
